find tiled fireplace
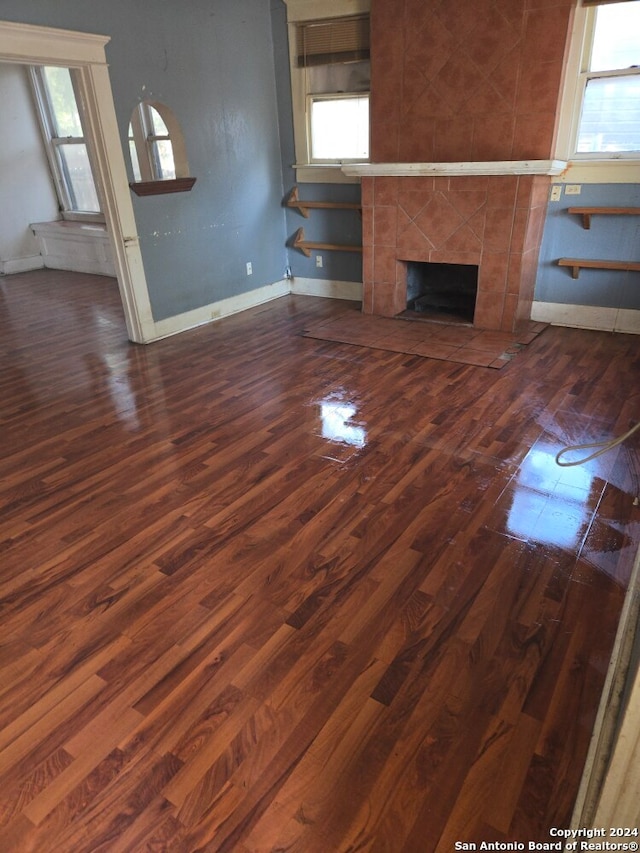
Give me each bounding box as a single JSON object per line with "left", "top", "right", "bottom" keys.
{"left": 347, "top": 0, "right": 575, "bottom": 333}
{"left": 353, "top": 168, "right": 555, "bottom": 332}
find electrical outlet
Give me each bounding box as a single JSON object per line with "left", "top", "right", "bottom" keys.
{"left": 246, "top": 261, "right": 253, "bottom": 275}
{"left": 565, "top": 185, "right": 582, "bottom": 195}
{"left": 550, "top": 185, "right": 562, "bottom": 202}
{"left": 316, "top": 255, "right": 323, "bottom": 268}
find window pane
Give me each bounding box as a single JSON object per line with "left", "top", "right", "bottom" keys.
{"left": 590, "top": 2, "right": 640, "bottom": 71}
{"left": 43, "top": 66, "right": 83, "bottom": 137}
{"left": 129, "top": 139, "right": 142, "bottom": 182}
{"left": 151, "top": 140, "right": 176, "bottom": 179}
{"left": 308, "top": 60, "right": 370, "bottom": 94}
{"left": 58, "top": 144, "right": 100, "bottom": 211}
{"left": 149, "top": 106, "right": 169, "bottom": 136}
{"left": 577, "top": 75, "right": 640, "bottom": 153}
{"left": 591, "top": 3, "right": 640, "bottom": 71}
{"left": 310, "top": 96, "right": 369, "bottom": 160}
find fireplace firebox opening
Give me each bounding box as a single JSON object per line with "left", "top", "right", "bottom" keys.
{"left": 403, "top": 261, "right": 478, "bottom": 325}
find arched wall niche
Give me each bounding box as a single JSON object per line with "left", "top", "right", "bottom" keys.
{"left": 128, "top": 99, "right": 196, "bottom": 196}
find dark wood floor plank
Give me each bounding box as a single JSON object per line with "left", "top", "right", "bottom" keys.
{"left": 1, "top": 270, "right": 638, "bottom": 851}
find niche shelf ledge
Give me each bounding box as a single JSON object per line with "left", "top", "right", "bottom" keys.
{"left": 129, "top": 177, "right": 197, "bottom": 196}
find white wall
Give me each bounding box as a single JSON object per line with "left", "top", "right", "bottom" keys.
{"left": 0, "top": 63, "right": 59, "bottom": 274}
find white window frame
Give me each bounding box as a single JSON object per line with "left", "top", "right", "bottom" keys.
{"left": 555, "top": 1, "right": 640, "bottom": 182}
{"left": 28, "top": 65, "right": 104, "bottom": 222}
{"left": 284, "top": 0, "right": 370, "bottom": 184}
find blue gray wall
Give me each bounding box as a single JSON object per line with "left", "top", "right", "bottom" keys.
{"left": 1, "top": 0, "right": 290, "bottom": 321}
{"left": 535, "top": 183, "right": 640, "bottom": 310}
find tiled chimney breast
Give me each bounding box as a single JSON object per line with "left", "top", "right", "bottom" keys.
{"left": 363, "top": 0, "right": 575, "bottom": 332}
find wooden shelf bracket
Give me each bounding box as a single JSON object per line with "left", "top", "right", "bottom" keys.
{"left": 292, "top": 227, "right": 363, "bottom": 258}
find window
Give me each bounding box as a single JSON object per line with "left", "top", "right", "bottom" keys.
{"left": 128, "top": 102, "right": 176, "bottom": 182}
{"left": 309, "top": 94, "right": 369, "bottom": 160}
{"left": 297, "top": 15, "right": 370, "bottom": 164}
{"left": 285, "top": 1, "right": 371, "bottom": 183}
{"left": 563, "top": 1, "right": 640, "bottom": 160}
{"left": 29, "top": 65, "right": 101, "bottom": 218}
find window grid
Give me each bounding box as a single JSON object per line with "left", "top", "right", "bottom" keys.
{"left": 29, "top": 65, "right": 102, "bottom": 217}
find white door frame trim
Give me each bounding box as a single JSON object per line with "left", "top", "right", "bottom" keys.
{"left": 0, "top": 19, "right": 155, "bottom": 343}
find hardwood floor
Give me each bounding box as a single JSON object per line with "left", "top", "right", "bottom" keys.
{"left": 1, "top": 269, "right": 639, "bottom": 852}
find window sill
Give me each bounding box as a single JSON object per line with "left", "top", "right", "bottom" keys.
{"left": 293, "top": 164, "right": 361, "bottom": 184}
{"left": 61, "top": 212, "right": 106, "bottom": 224}
{"left": 129, "top": 177, "right": 197, "bottom": 196}
{"left": 556, "top": 159, "right": 640, "bottom": 184}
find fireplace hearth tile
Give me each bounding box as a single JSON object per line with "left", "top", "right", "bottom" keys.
{"left": 426, "top": 325, "right": 478, "bottom": 346}
{"left": 452, "top": 348, "right": 498, "bottom": 368}
{"left": 301, "top": 305, "right": 547, "bottom": 370}
{"left": 373, "top": 206, "right": 398, "bottom": 247}
{"left": 407, "top": 340, "right": 460, "bottom": 360}
{"left": 487, "top": 176, "right": 519, "bottom": 208}
{"left": 374, "top": 178, "right": 400, "bottom": 206}
{"left": 474, "top": 291, "right": 506, "bottom": 330}
{"left": 480, "top": 252, "right": 510, "bottom": 293}
{"left": 397, "top": 219, "right": 433, "bottom": 253}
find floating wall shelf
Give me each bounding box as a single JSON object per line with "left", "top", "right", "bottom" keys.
{"left": 286, "top": 186, "right": 361, "bottom": 218}
{"left": 559, "top": 206, "right": 640, "bottom": 278}
{"left": 293, "top": 227, "right": 363, "bottom": 257}
{"left": 558, "top": 258, "right": 640, "bottom": 280}
{"left": 567, "top": 206, "right": 640, "bottom": 230}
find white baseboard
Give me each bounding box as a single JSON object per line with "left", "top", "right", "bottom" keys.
{"left": 151, "top": 277, "right": 363, "bottom": 341}
{"left": 42, "top": 257, "right": 116, "bottom": 277}
{"left": 291, "top": 277, "right": 362, "bottom": 301}
{"left": 532, "top": 301, "right": 640, "bottom": 334}
{"left": 615, "top": 309, "right": 640, "bottom": 334}
{"left": 0, "top": 256, "right": 44, "bottom": 275}
{"left": 151, "top": 278, "right": 291, "bottom": 340}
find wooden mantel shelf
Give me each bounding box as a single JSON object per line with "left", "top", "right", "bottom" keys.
{"left": 568, "top": 207, "right": 640, "bottom": 230}
{"left": 558, "top": 258, "right": 640, "bottom": 279}
{"left": 341, "top": 159, "right": 567, "bottom": 177}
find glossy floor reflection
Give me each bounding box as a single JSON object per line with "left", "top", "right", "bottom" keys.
{"left": 0, "top": 270, "right": 639, "bottom": 852}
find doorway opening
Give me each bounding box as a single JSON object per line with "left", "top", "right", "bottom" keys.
{"left": 0, "top": 20, "right": 153, "bottom": 343}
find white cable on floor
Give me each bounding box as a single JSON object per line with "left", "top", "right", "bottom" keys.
{"left": 555, "top": 421, "right": 640, "bottom": 506}
{"left": 555, "top": 421, "right": 640, "bottom": 467}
